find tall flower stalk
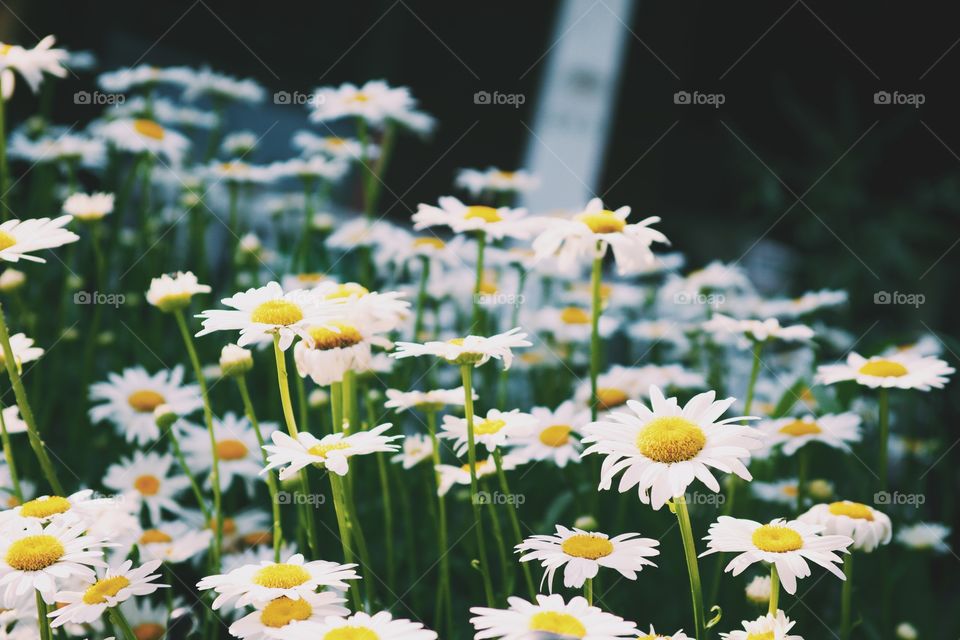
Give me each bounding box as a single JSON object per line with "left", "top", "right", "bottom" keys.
{"left": 0, "top": 400, "right": 23, "bottom": 501}
{"left": 425, "top": 408, "right": 452, "bottom": 635}
{"left": 589, "top": 251, "right": 603, "bottom": 421}
{"left": 672, "top": 495, "right": 706, "bottom": 640}
{"left": 491, "top": 447, "right": 536, "bottom": 599}
{"left": 460, "top": 364, "right": 495, "bottom": 606}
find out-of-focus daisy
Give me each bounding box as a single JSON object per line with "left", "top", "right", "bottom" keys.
{"left": 391, "top": 433, "right": 433, "bottom": 469}
{"left": 0, "top": 36, "right": 67, "bottom": 97}
{"left": 146, "top": 271, "right": 210, "bottom": 313}
{"left": 799, "top": 501, "right": 892, "bottom": 552}
{"left": 179, "top": 413, "right": 276, "bottom": 495}
{"left": 534, "top": 305, "right": 618, "bottom": 343}
{"left": 220, "top": 343, "right": 254, "bottom": 378}
{"left": 292, "top": 131, "right": 375, "bottom": 161}
{"left": 532, "top": 198, "right": 668, "bottom": 275}
{"left": 895, "top": 523, "right": 951, "bottom": 553}
{"left": 744, "top": 574, "right": 771, "bottom": 605}
{"left": 384, "top": 387, "right": 472, "bottom": 412}
{"left": 221, "top": 130, "right": 258, "bottom": 156}
{"left": 507, "top": 401, "right": 587, "bottom": 467}
{"left": 815, "top": 351, "right": 954, "bottom": 391}
{"left": 392, "top": 327, "right": 531, "bottom": 370}
{"left": 0, "top": 267, "right": 25, "bottom": 292}
{"left": 8, "top": 128, "right": 105, "bottom": 168}
{"left": 48, "top": 559, "right": 166, "bottom": 627}
{"left": 0, "top": 216, "right": 79, "bottom": 263}
{"left": 896, "top": 622, "right": 918, "bottom": 640}
{"left": 228, "top": 590, "right": 350, "bottom": 639}
{"left": 174, "top": 66, "right": 265, "bottom": 103}
{"left": 0, "top": 490, "right": 115, "bottom": 527}
{"left": 268, "top": 156, "right": 348, "bottom": 182}
{"left": 196, "top": 553, "right": 358, "bottom": 610}
{"left": 62, "top": 192, "right": 114, "bottom": 223}
{"left": 102, "top": 451, "right": 190, "bottom": 524}
{"left": 95, "top": 118, "right": 190, "bottom": 164}
{"left": 719, "top": 610, "right": 802, "bottom": 640}
{"left": 455, "top": 167, "right": 539, "bottom": 196}
{"left": 413, "top": 196, "right": 532, "bottom": 240}
{"left": 137, "top": 521, "right": 212, "bottom": 564}
{"left": 516, "top": 525, "right": 659, "bottom": 590}
{"left": 470, "top": 593, "right": 638, "bottom": 640}
{"left": 701, "top": 313, "right": 815, "bottom": 345}
{"left": 288, "top": 610, "right": 437, "bottom": 640}
{"left": 262, "top": 424, "right": 401, "bottom": 480}
{"left": 440, "top": 408, "right": 537, "bottom": 455}
{"left": 627, "top": 319, "right": 690, "bottom": 350}
{"left": 89, "top": 365, "right": 202, "bottom": 445}
{"left": 309, "top": 80, "right": 433, "bottom": 132}
{"left": 582, "top": 386, "right": 761, "bottom": 510}
{"left": 435, "top": 454, "right": 522, "bottom": 496}
{"left": 574, "top": 365, "right": 705, "bottom": 414}
{"left": 0, "top": 332, "right": 43, "bottom": 371}
{"left": 701, "top": 516, "right": 853, "bottom": 594}
{"left": 98, "top": 64, "right": 174, "bottom": 93}
{"left": 637, "top": 626, "right": 691, "bottom": 640}
{"left": 757, "top": 413, "right": 861, "bottom": 455}
{"left": 757, "top": 289, "right": 847, "bottom": 318}
{"left": 0, "top": 404, "right": 26, "bottom": 434}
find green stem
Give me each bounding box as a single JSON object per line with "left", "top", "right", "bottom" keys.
{"left": 0, "top": 399, "right": 23, "bottom": 501}
{"left": 426, "top": 409, "right": 452, "bottom": 636}
{"left": 461, "top": 365, "right": 495, "bottom": 606}
{"left": 796, "top": 446, "right": 808, "bottom": 514}
{"left": 36, "top": 591, "right": 51, "bottom": 640}
{"left": 294, "top": 369, "right": 310, "bottom": 434}
{"left": 589, "top": 253, "right": 603, "bottom": 421}
{"left": 585, "top": 577, "right": 593, "bottom": 605}
{"left": 343, "top": 370, "right": 359, "bottom": 434}
{"left": 768, "top": 564, "right": 780, "bottom": 614}
{"left": 471, "top": 232, "right": 486, "bottom": 333}
{"left": 878, "top": 388, "right": 889, "bottom": 492}
{"left": 674, "top": 496, "right": 705, "bottom": 640}
{"left": 743, "top": 340, "right": 763, "bottom": 417}
{"left": 840, "top": 554, "right": 853, "bottom": 640}
{"left": 108, "top": 606, "right": 138, "bottom": 640}
{"left": 492, "top": 448, "right": 536, "bottom": 599}
{"left": 412, "top": 256, "right": 431, "bottom": 340}
{"left": 376, "top": 450, "right": 396, "bottom": 591}
{"left": 330, "top": 381, "right": 344, "bottom": 433}
{"left": 162, "top": 420, "right": 211, "bottom": 521}
{"left": 0, "top": 90, "right": 10, "bottom": 220}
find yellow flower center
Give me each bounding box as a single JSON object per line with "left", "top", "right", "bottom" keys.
{"left": 324, "top": 626, "right": 380, "bottom": 640}
{"left": 82, "top": 576, "right": 131, "bottom": 605}
{"left": 307, "top": 441, "right": 351, "bottom": 459}
{"left": 529, "top": 612, "right": 587, "bottom": 638}
{"left": 307, "top": 323, "right": 363, "bottom": 350}
{"left": 595, "top": 387, "right": 629, "bottom": 410}
{"left": 140, "top": 529, "right": 173, "bottom": 544}
{"left": 636, "top": 416, "right": 706, "bottom": 463}
{"left": 350, "top": 92, "right": 370, "bottom": 103}
{"left": 752, "top": 524, "right": 804, "bottom": 552}
{"left": 781, "top": 485, "right": 799, "bottom": 497}
{"left": 134, "top": 474, "right": 162, "bottom": 496}
{"left": 242, "top": 531, "right": 273, "bottom": 547}
{"left": 445, "top": 338, "right": 485, "bottom": 365}
{"left": 828, "top": 501, "right": 874, "bottom": 521}
{"left": 0, "top": 231, "right": 16, "bottom": 252}
{"left": 327, "top": 137, "right": 346, "bottom": 147}
{"left": 858, "top": 360, "right": 909, "bottom": 377}
{"left": 5, "top": 535, "right": 65, "bottom": 571}
{"left": 576, "top": 210, "right": 625, "bottom": 234}
{"left": 475, "top": 418, "right": 507, "bottom": 436}
{"left": 0, "top": 44, "right": 12, "bottom": 56}
{"left": 127, "top": 389, "right": 166, "bottom": 413}
{"left": 260, "top": 596, "right": 313, "bottom": 628}
{"left": 133, "top": 119, "right": 166, "bottom": 140}
{"left": 132, "top": 623, "right": 166, "bottom": 640}
{"left": 154, "top": 292, "right": 193, "bottom": 311}
{"left": 208, "top": 517, "right": 237, "bottom": 535}
{"left": 251, "top": 300, "right": 304, "bottom": 326}
{"left": 746, "top": 633, "right": 775, "bottom": 640}
{"left": 779, "top": 419, "right": 821, "bottom": 437}
{"left": 561, "top": 534, "right": 614, "bottom": 559}
{"left": 216, "top": 439, "right": 249, "bottom": 460}
{"left": 478, "top": 279, "right": 498, "bottom": 295}
{"left": 325, "top": 283, "right": 369, "bottom": 299}
{"left": 19, "top": 496, "right": 71, "bottom": 519}
{"left": 252, "top": 563, "right": 311, "bottom": 589}
{"left": 464, "top": 205, "right": 502, "bottom": 223}
{"left": 560, "top": 307, "right": 590, "bottom": 325}
{"left": 539, "top": 425, "right": 572, "bottom": 447}
{"left": 494, "top": 170, "right": 516, "bottom": 179}
{"left": 413, "top": 237, "right": 445, "bottom": 249}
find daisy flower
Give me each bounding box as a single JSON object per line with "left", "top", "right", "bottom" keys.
{"left": 292, "top": 317, "right": 382, "bottom": 386}
{"left": 0, "top": 268, "right": 25, "bottom": 292}
{"left": 637, "top": 626, "right": 691, "bottom": 640}
{"left": 455, "top": 167, "right": 540, "bottom": 196}
{"left": 756, "top": 289, "right": 847, "bottom": 318}
{"left": 700, "top": 516, "right": 853, "bottom": 594}
{"left": 392, "top": 327, "right": 531, "bottom": 370}
{"left": 178, "top": 412, "right": 277, "bottom": 495}
{"left": 0, "top": 518, "right": 109, "bottom": 604}
{"left": 701, "top": 313, "right": 815, "bottom": 345}
{"left": 288, "top": 610, "right": 437, "bottom": 640}
{"left": 0, "top": 216, "right": 79, "bottom": 263}
{"left": 89, "top": 365, "right": 202, "bottom": 445}
{"left": 47, "top": 559, "right": 166, "bottom": 627}
{"left": 311, "top": 281, "right": 410, "bottom": 333}
{"left": 470, "top": 593, "right": 638, "bottom": 640}
{"left": 146, "top": 271, "right": 211, "bottom": 312}
{"left": 532, "top": 198, "right": 669, "bottom": 275}
{"left": 435, "top": 455, "right": 522, "bottom": 497}
{"left": 195, "top": 281, "right": 344, "bottom": 350}
{"left": 440, "top": 408, "right": 537, "bottom": 455}
{"left": 102, "top": 451, "right": 190, "bottom": 524}
{"left": 582, "top": 386, "right": 762, "bottom": 510}
{"left": 292, "top": 131, "right": 375, "bottom": 161}
{"left": 815, "top": 351, "right": 954, "bottom": 391}
{"left": 0, "top": 490, "right": 115, "bottom": 527}
{"left": 391, "top": 433, "right": 434, "bottom": 469}
{"left": 136, "top": 521, "right": 212, "bottom": 564}
{"left": 0, "top": 332, "right": 42, "bottom": 371}
{"left": 744, "top": 575, "right": 772, "bottom": 605}
{"left": 719, "top": 611, "right": 802, "bottom": 640}
{"left": 750, "top": 480, "right": 801, "bottom": 506}
{"left": 308, "top": 80, "right": 433, "bottom": 132}
{"left": 0, "top": 404, "right": 26, "bottom": 434}
{"left": 516, "top": 525, "right": 659, "bottom": 590}
{"left": 534, "top": 305, "right": 619, "bottom": 343}
{"left": 0, "top": 36, "right": 67, "bottom": 97}
{"left": 95, "top": 118, "right": 190, "bottom": 164}
{"left": 413, "top": 196, "right": 532, "bottom": 240}
{"left": 507, "top": 401, "right": 588, "bottom": 468}
{"left": 119, "top": 597, "right": 177, "bottom": 640}
{"left": 175, "top": 67, "right": 265, "bottom": 104}
{"left": 61, "top": 192, "right": 114, "bottom": 223}
{"left": 895, "top": 522, "right": 951, "bottom": 553}
{"left": 196, "top": 553, "right": 358, "bottom": 610}
{"left": 573, "top": 365, "right": 705, "bottom": 414}
{"left": 220, "top": 343, "right": 254, "bottom": 377}
{"left": 262, "top": 424, "right": 402, "bottom": 480}
{"left": 757, "top": 413, "right": 861, "bottom": 455}
{"left": 799, "top": 501, "right": 892, "bottom": 552}
{"left": 384, "top": 387, "right": 473, "bottom": 412}
{"left": 228, "top": 591, "right": 350, "bottom": 639}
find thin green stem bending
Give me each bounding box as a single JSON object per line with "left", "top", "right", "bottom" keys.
{"left": 461, "top": 365, "right": 495, "bottom": 606}
{"left": 674, "top": 496, "right": 706, "bottom": 640}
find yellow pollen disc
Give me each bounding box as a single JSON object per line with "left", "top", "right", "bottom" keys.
{"left": 746, "top": 633, "right": 775, "bottom": 640}
{"left": 752, "top": 524, "right": 804, "bottom": 552}
{"left": 464, "top": 205, "right": 502, "bottom": 223}
{"left": 576, "top": 210, "right": 625, "bottom": 234}
{"left": 529, "top": 612, "right": 587, "bottom": 638}
{"left": 134, "top": 474, "right": 162, "bottom": 496}
{"left": 133, "top": 118, "right": 166, "bottom": 140}
{"left": 260, "top": 596, "right": 313, "bottom": 628}
{"left": 478, "top": 279, "right": 498, "bottom": 295}
{"left": 828, "top": 501, "right": 874, "bottom": 521}
{"left": 595, "top": 387, "right": 628, "bottom": 410}
{"left": 140, "top": 529, "right": 173, "bottom": 544}
{"left": 781, "top": 485, "right": 799, "bottom": 497}
{"left": 253, "top": 563, "right": 311, "bottom": 589}
{"left": 307, "top": 441, "right": 351, "bottom": 459}
{"left": 494, "top": 171, "right": 516, "bottom": 179}
{"left": 5, "top": 535, "right": 66, "bottom": 571}
{"left": 6, "top": 496, "right": 20, "bottom": 508}
{"left": 82, "top": 576, "right": 131, "bottom": 605}
{"left": 133, "top": 623, "right": 166, "bottom": 640}
{"left": 324, "top": 626, "right": 380, "bottom": 640}
{"left": 560, "top": 307, "right": 590, "bottom": 324}
{"left": 0, "top": 44, "right": 11, "bottom": 56}
{"left": 638, "top": 635, "right": 666, "bottom": 640}
{"left": 216, "top": 439, "right": 249, "bottom": 460}
{"left": 208, "top": 517, "right": 237, "bottom": 535}
{"left": 539, "top": 425, "right": 572, "bottom": 447}
{"left": 127, "top": 389, "right": 166, "bottom": 413}
{"left": 251, "top": 300, "right": 304, "bottom": 326}
{"left": 561, "top": 534, "right": 615, "bottom": 559}
{"left": 0, "top": 231, "right": 16, "bottom": 252}
{"left": 307, "top": 323, "right": 363, "bottom": 350}
{"left": 461, "top": 460, "right": 490, "bottom": 473}
{"left": 779, "top": 419, "right": 821, "bottom": 437}
{"left": 19, "top": 496, "right": 71, "bottom": 519}
{"left": 475, "top": 418, "right": 507, "bottom": 436}
{"left": 242, "top": 531, "right": 273, "bottom": 547}
{"left": 413, "top": 237, "right": 445, "bottom": 249}
{"left": 636, "top": 416, "right": 706, "bottom": 463}
{"left": 858, "top": 359, "right": 908, "bottom": 377}
{"left": 326, "top": 283, "right": 369, "bottom": 299}
{"left": 327, "top": 137, "right": 346, "bottom": 147}
{"left": 350, "top": 92, "right": 370, "bottom": 103}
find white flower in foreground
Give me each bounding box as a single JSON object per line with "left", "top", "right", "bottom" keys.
{"left": 0, "top": 332, "right": 43, "bottom": 371}
{"left": 470, "top": 593, "right": 638, "bottom": 640}
{"left": 228, "top": 590, "right": 350, "bottom": 639}
{"left": 0, "top": 216, "right": 79, "bottom": 263}
{"left": 196, "top": 553, "right": 358, "bottom": 610}
{"left": 719, "top": 610, "right": 802, "bottom": 640}
{"left": 391, "top": 433, "right": 433, "bottom": 469}
{"left": 582, "top": 385, "right": 761, "bottom": 510}
{"left": 48, "top": 559, "right": 166, "bottom": 627}
{"left": 413, "top": 196, "right": 532, "bottom": 240}
{"left": 102, "top": 451, "right": 190, "bottom": 524}
{"left": 700, "top": 516, "right": 853, "bottom": 594}
{"left": 288, "top": 610, "right": 437, "bottom": 640}
{"left": 744, "top": 574, "right": 771, "bottom": 604}
{"left": 508, "top": 401, "right": 588, "bottom": 468}
{"left": 637, "top": 626, "right": 691, "bottom": 640}
{"left": 456, "top": 167, "right": 539, "bottom": 196}
{"left": 532, "top": 198, "right": 669, "bottom": 275}
{"left": 292, "top": 320, "right": 377, "bottom": 386}
{"left": 0, "top": 519, "right": 109, "bottom": 604}
{"left": 95, "top": 118, "right": 190, "bottom": 164}
{"left": 146, "top": 271, "right": 210, "bottom": 312}
{"left": 516, "top": 525, "right": 659, "bottom": 591}
{"left": 440, "top": 408, "right": 537, "bottom": 455}
{"left": 136, "top": 521, "right": 211, "bottom": 564}
{"left": 0, "top": 490, "right": 116, "bottom": 527}
{"left": 896, "top": 522, "right": 951, "bottom": 553}
{"left": 799, "top": 501, "right": 892, "bottom": 552}
{"left": 392, "top": 327, "right": 531, "bottom": 370}
{"left": 701, "top": 313, "right": 815, "bottom": 344}
{"left": 62, "top": 192, "right": 114, "bottom": 223}
{"left": 815, "top": 351, "right": 953, "bottom": 391}
{"left": 0, "top": 36, "right": 67, "bottom": 97}
{"left": 757, "top": 412, "right": 861, "bottom": 455}
{"left": 384, "top": 387, "right": 473, "bottom": 412}
{"left": 262, "top": 424, "right": 402, "bottom": 480}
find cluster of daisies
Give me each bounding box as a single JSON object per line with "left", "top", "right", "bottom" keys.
{"left": 0, "top": 31, "right": 954, "bottom": 640}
